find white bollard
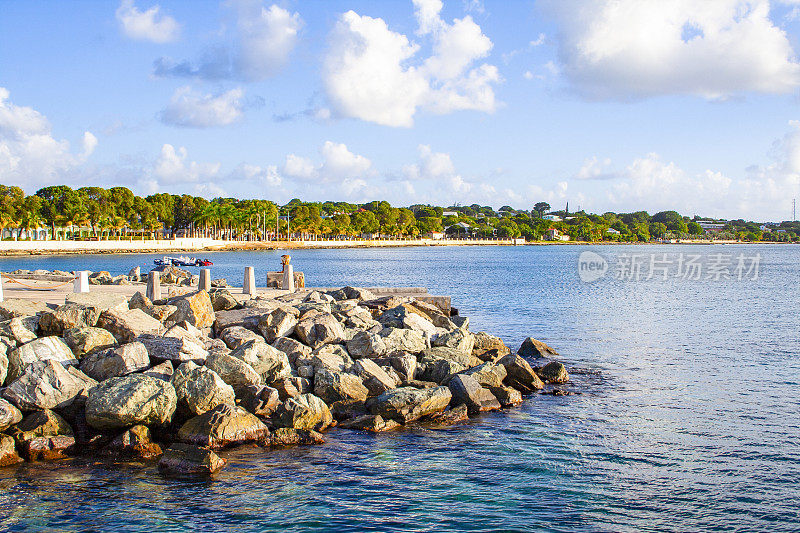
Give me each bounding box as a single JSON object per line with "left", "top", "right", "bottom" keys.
{"left": 0, "top": 273, "right": 4, "bottom": 302}
{"left": 243, "top": 266, "right": 256, "bottom": 296}
{"left": 282, "top": 264, "right": 295, "bottom": 292}
{"left": 73, "top": 271, "right": 90, "bottom": 293}
{"left": 199, "top": 268, "right": 211, "bottom": 291}
{"left": 147, "top": 271, "right": 162, "bottom": 301}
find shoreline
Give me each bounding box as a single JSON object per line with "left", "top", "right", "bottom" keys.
{"left": 0, "top": 237, "right": 760, "bottom": 257}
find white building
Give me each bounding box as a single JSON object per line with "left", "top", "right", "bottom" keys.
{"left": 542, "top": 214, "right": 562, "bottom": 222}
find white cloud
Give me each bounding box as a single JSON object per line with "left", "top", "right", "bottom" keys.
{"left": 160, "top": 86, "right": 245, "bottom": 128}
{"left": 576, "top": 156, "right": 614, "bottom": 180}
{"left": 323, "top": 1, "right": 500, "bottom": 127}
{"left": 152, "top": 143, "right": 221, "bottom": 183}
{"left": 542, "top": 0, "right": 800, "bottom": 99}
{"left": 116, "top": 0, "right": 179, "bottom": 44}
{"left": 231, "top": 163, "right": 282, "bottom": 187}
{"left": 283, "top": 141, "right": 373, "bottom": 182}
{"left": 154, "top": 2, "right": 301, "bottom": 81}
{"left": 0, "top": 87, "right": 96, "bottom": 187}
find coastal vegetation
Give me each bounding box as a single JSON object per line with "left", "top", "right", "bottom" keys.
{"left": 2, "top": 184, "right": 798, "bottom": 243}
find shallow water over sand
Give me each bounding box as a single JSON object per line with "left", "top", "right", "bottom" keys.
{"left": 1, "top": 244, "right": 799, "bottom": 532}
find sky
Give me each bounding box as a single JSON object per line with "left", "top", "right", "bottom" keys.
{"left": 3, "top": 0, "right": 800, "bottom": 221}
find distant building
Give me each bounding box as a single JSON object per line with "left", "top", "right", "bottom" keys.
{"left": 698, "top": 221, "right": 725, "bottom": 232}
{"left": 426, "top": 232, "right": 445, "bottom": 240}
{"left": 442, "top": 211, "right": 459, "bottom": 217}
{"left": 542, "top": 214, "right": 562, "bottom": 222}
{"left": 545, "top": 228, "right": 569, "bottom": 241}
{"left": 605, "top": 228, "right": 620, "bottom": 235}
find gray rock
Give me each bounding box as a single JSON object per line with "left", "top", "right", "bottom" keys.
{"left": 448, "top": 374, "right": 500, "bottom": 415}
{"left": 143, "top": 304, "right": 178, "bottom": 322}
{"left": 0, "top": 345, "right": 7, "bottom": 386}
{"left": 431, "top": 329, "right": 474, "bottom": 354}
{"left": 167, "top": 290, "right": 215, "bottom": 329}
{"left": 158, "top": 443, "right": 226, "bottom": 476}
{"left": 346, "top": 330, "right": 387, "bottom": 359}
{"left": 7, "top": 336, "right": 76, "bottom": 383}
{"left": 204, "top": 352, "right": 262, "bottom": 394}
{"left": 461, "top": 362, "right": 507, "bottom": 389}
{"left": 424, "top": 346, "right": 475, "bottom": 367}
{"left": 380, "top": 328, "right": 427, "bottom": 354}
{"left": 472, "top": 332, "right": 510, "bottom": 360}
{"left": 79, "top": 342, "right": 150, "bottom": 381}
{"left": 3, "top": 360, "right": 88, "bottom": 411}
{"left": 63, "top": 327, "right": 117, "bottom": 357}
{"left": 237, "top": 385, "right": 281, "bottom": 417}
{"left": 39, "top": 303, "right": 100, "bottom": 335}
{"left": 276, "top": 393, "right": 333, "bottom": 431}
{"left": 517, "top": 337, "right": 559, "bottom": 358}
{"left": 0, "top": 299, "right": 51, "bottom": 320}
{"left": 0, "top": 434, "right": 22, "bottom": 466}
{"left": 98, "top": 308, "right": 163, "bottom": 343}
{"left": 307, "top": 344, "right": 352, "bottom": 373}
{"left": 137, "top": 333, "right": 208, "bottom": 364}
{"left": 488, "top": 385, "right": 523, "bottom": 407}
{"left": 353, "top": 359, "right": 396, "bottom": 396}
{"left": 86, "top": 374, "right": 177, "bottom": 430}
{"left": 498, "top": 354, "right": 545, "bottom": 392}
{"left": 537, "top": 361, "right": 569, "bottom": 383}
{"left": 128, "top": 291, "right": 152, "bottom": 310}
{"left": 213, "top": 308, "right": 265, "bottom": 333}
{"left": 177, "top": 403, "right": 269, "bottom": 449}
{"left": 144, "top": 360, "right": 174, "bottom": 381}
{"left": 13, "top": 409, "right": 76, "bottom": 461}
{"left": 257, "top": 307, "right": 298, "bottom": 343}
{"left": 210, "top": 289, "right": 239, "bottom": 312}
{"left": 271, "top": 336, "right": 312, "bottom": 364}
{"left": 389, "top": 353, "right": 417, "bottom": 384}
{"left": 0, "top": 316, "right": 39, "bottom": 345}
{"left": 230, "top": 340, "right": 292, "bottom": 384}
{"left": 0, "top": 398, "right": 23, "bottom": 431}
{"left": 313, "top": 368, "right": 369, "bottom": 404}
{"left": 171, "top": 361, "right": 236, "bottom": 416}
{"left": 219, "top": 325, "right": 263, "bottom": 349}
{"left": 294, "top": 313, "right": 344, "bottom": 347}
{"left": 368, "top": 386, "right": 452, "bottom": 423}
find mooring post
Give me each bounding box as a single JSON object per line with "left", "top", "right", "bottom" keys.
{"left": 73, "top": 271, "right": 90, "bottom": 293}
{"left": 281, "top": 255, "right": 295, "bottom": 292}
{"left": 199, "top": 268, "right": 211, "bottom": 291}
{"left": 0, "top": 273, "right": 4, "bottom": 303}
{"left": 243, "top": 266, "right": 256, "bottom": 296}
{"left": 147, "top": 271, "right": 162, "bottom": 301}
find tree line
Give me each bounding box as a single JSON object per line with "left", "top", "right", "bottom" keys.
{"left": 1, "top": 184, "right": 797, "bottom": 242}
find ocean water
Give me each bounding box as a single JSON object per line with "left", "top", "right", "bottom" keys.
{"left": 0, "top": 244, "right": 798, "bottom": 532}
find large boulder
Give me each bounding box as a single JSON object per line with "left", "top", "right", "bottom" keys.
{"left": 177, "top": 403, "right": 269, "bottom": 449}
{"left": 0, "top": 345, "right": 8, "bottom": 386}
{"left": 416, "top": 356, "right": 466, "bottom": 385}
{"left": 537, "top": 361, "right": 569, "bottom": 383}
{"left": 353, "top": 359, "right": 396, "bottom": 396}
{"left": 498, "top": 354, "right": 545, "bottom": 392}
{"left": 158, "top": 443, "right": 226, "bottom": 477}
{"left": 0, "top": 435, "right": 23, "bottom": 467}
{"left": 271, "top": 336, "right": 312, "bottom": 363}
{"left": 238, "top": 385, "right": 281, "bottom": 417}
{"left": 276, "top": 393, "right": 333, "bottom": 431}
{"left": 137, "top": 333, "right": 208, "bottom": 364}
{"left": 431, "top": 329, "right": 474, "bottom": 354}
{"left": 461, "top": 362, "right": 507, "bottom": 389}
{"left": 101, "top": 424, "right": 162, "bottom": 460}
{"left": 307, "top": 344, "right": 352, "bottom": 373}
{"left": 168, "top": 290, "right": 215, "bottom": 329}
{"left": 204, "top": 352, "right": 262, "bottom": 394}
{"left": 6, "top": 336, "right": 76, "bottom": 383}
{"left": 38, "top": 303, "right": 100, "bottom": 336}
{"left": 63, "top": 327, "right": 117, "bottom": 357}
{"left": 12, "top": 409, "right": 75, "bottom": 461}
{"left": 219, "top": 326, "right": 263, "bottom": 350}
{"left": 258, "top": 308, "right": 298, "bottom": 343}
{"left": 66, "top": 292, "right": 129, "bottom": 315}
{"left": 0, "top": 316, "right": 39, "bottom": 345}
{"left": 209, "top": 289, "right": 239, "bottom": 312}
{"left": 128, "top": 291, "right": 152, "bottom": 310}
{"left": 339, "top": 414, "right": 401, "bottom": 432}
{"left": 79, "top": 342, "right": 150, "bottom": 381}
{"left": 346, "top": 330, "right": 387, "bottom": 359}
{"left": 144, "top": 360, "right": 174, "bottom": 381}
{"left": 294, "top": 313, "right": 344, "bottom": 347}
{"left": 171, "top": 361, "right": 236, "bottom": 416}
{"left": 380, "top": 328, "right": 427, "bottom": 354}
{"left": 368, "top": 386, "right": 452, "bottom": 423}
{"left": 97, "top": 308, "right": 163, "bottom": 343}
{"left": 517, "top": 337, "right": 559, "bottom": 358}
{"left": 0, "top": 299, "right": 50, "bottom": 320}
{"left": 389, "top": 353, "right": 417, "bottom": 384}
{"left": 85, "top": 374, "right": 177, "bottom": 430}
{"left": 0, "top": 398, "right": 23, "bottom": 431}
{"left": 472, "top": 332, "right": 511, "bottom": 361}
{"left": 230, "top": 340, "right": 292, "bottom": 384}
{"left": 3, "top": 360, "right": 90, "bottom": 411}
{"left": 313, "top": 368, "right": 369, "bottom": 404}
{"left": 213, "top": 308, "right": 265, "bottom": 334}
{"left": 448, "top": 374, "right": 500, "bottom": 415}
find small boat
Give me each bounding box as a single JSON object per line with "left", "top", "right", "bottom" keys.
{"left": 195, "top": 259, "right": 213, "bottom": 266}
{"left": 153, "top": 256, "right": 214, "bottom": 267}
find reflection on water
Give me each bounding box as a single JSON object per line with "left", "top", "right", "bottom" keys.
{"left": 1, "top": 245, "right": 799, "bottom": 531}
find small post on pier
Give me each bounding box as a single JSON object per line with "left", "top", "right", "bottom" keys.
{"left": 0, "top": 273, "right": 4, "bottom": 303}
{"left": 73, "top": 271, "right": 90, "bottom": 293}
{"left": 199, "top": 268, "right": 211, "bottom": 291}
{"left": 147, "top": 271, "right": 162, "bottom": 302}
{"left": 281, "top": 255, "right": 295, "bottom": 292}
{"left": 243, "top": 266, "right": 256, "bottom": 296}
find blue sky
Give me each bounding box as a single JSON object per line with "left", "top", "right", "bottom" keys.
{"left": 3, "top": 0, "right": 800, "bottom": 221}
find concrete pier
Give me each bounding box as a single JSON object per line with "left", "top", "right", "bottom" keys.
{"left": 73, "top": 271, "right": 90, "bottom": 293}
{"left": 199, "top": 269, "right": 211, "bottom": 291}
{"left": 243, "top": 266, "right": 256, "bottom": 296}
{"left": 147, "top": 271, "right": 162, "bottom": 301}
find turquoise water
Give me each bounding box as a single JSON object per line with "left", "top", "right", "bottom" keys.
{"left": 1, "top": 245, "right": 799, "bottom": 532}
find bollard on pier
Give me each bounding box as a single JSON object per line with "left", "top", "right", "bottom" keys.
{"left": 243, "top": 266, "right": 256, "bottom": 296}
{"left": 73, "top": 271, "right": 90, "bottom": 293}
{"left": 147, "top": 271, "right": 162, "bottom": 301}
{"left": 281, "top": 255, "right": 295, "bottom": 292}
{"left": 199, "top": 268, "right": 211, "bottom": 291}
{"left": 0, "top": 273, "right": 4, "bottom": 303}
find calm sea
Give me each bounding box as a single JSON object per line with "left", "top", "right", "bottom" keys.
{"left": 0, "top": 245, "right": 798, "bottom": 532}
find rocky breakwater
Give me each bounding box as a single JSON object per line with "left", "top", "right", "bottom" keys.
{"left": 0, "top": 286, "right": 571, "bottom": 476}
